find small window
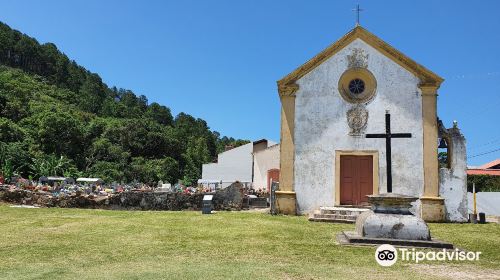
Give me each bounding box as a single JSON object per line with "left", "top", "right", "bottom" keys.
{"left": 438, "top": 137, "right": 451, "bottom": 168}
{"left": 338, "top": 68, "right": 377, "bottom": 104}
{"left": 349, "top": 78, "right": 365, "bottom": 95}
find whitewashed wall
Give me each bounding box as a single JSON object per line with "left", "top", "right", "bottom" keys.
{"left": 294, "top": 39, "right": 424, "bottom": 214}
{"left": 467, "top": 192, "right": 500, "bottom": 216}
{"left": 202, "top": 143, "right": 254, "bottom": 184}
{"left": 201, "top": 140, "right": 276, "bottom": 188}
{"left": 439, "top": 125, "right": 468, "bottom": 222}
{"left": 253, "top": 144, "right": 280, "bottom": 190}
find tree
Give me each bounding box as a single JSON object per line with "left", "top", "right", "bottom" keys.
{"left": 30, "top": 108, "right": 84, "bottom": 162}
{"left": 127, "top": 157, "right": 179, "bottom": 185}
{"left": 174, "top": 113, "right": 219, "bottom": 158}
{"left": 0, "top": 158, "right": 14, "bottom": 180}
{"left": 0, "top": 66, "right": 39, "bottom": 121}
{"left": 0, "top": 142, "right": 28, "bottom": 180}
{"left": 0, "top": 141, "right": 31, "bottom": 177}
{"left": 213, "top": 133, "right": 250, "bottom": 154}
{"left": 0, "top": 117, "right": 25, "bottom": 142}
{"left": 78, "top": 74, "right": 107, "bottom": 114}
{"left": 116, "top": 89, "right": 147, "bottom": 118}
{"left": 181, "top": 137, "right": 211, "bottom": 186}
{"left": 438, "top": 151, "right": 448, "bottom": 168}
{"left": 156, "top": 157, "right": 180, "bottom": 184}
{"left": 467, "top": 175, "right": 500, "bottom": 192}
{"left": 145, "top": 102, "right": 173, "bottom": 126}
{"left": 84, "top": 137, "right": 130, "bottom": 171}
{"left": 88, "top": 161, "right": 126, "bottom": 183}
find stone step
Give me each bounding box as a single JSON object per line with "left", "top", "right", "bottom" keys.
{"left": 312, "top": 213, "right": 358, "bottom": 220}
{"left": 308, "top": 217, "right": 355, "bottom": 224}
{"left": 321, "top": 205, "right": 371, "bottom": 209}
{"left": 319, "top": 206, "right": 370, "bottom": 216}
{"left": 308, "top": 206, "right": 371, "bottom": 224}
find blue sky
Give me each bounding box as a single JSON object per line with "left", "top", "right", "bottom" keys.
{"left": 0, "top": 0, "right": 499, "bottom": 166}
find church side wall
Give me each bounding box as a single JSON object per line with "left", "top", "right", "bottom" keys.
{"left": 293, "top": 39, "right": 425, "bottom": 214}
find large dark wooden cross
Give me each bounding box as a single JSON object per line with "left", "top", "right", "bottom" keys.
{"left": 365, "top": 111, "right": 412, "bottom": 193}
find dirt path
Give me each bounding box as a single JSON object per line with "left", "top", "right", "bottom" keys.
{"left": 410, "top": 264, "right": 500, "bottom": 280}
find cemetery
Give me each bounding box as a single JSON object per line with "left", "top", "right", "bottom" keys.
{"left": 0, "top": 180, "right": 268, "bottom": 211}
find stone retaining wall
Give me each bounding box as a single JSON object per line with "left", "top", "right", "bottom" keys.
{"left": 0, "top": 182, "right": 245, "bottom": 211}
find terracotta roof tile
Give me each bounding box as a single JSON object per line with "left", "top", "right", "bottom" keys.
{"left": 467, "top": 169, "right": 500, "bottom": 176}
{"left": 478, "top": 159, "right": 500, "bottom": 169}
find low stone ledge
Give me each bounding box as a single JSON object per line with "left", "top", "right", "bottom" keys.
{"left": 0, "top": 182, "right": 246, "bottom": 211}
{"left": 338, "top": 231, "right": 454, "bottom": 249}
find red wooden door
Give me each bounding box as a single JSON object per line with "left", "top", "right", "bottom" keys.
{"left": 267, "top": 169, "right": 280, "bottom": 192}
{"left": 340, "top": 155, "right": 373, "bottom": 205}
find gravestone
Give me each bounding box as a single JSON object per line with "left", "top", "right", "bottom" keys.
{"left": 202, "top": 195, "right": 213, "bottom": 214}
{"left": 248, "top": 195, "right": 268, "bottom": 208}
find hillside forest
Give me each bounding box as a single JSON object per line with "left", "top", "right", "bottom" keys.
{"left": 0, "top": 21, "right": 249, "bottom": 185}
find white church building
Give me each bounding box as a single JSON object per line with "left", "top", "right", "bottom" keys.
{"left": 275, "top": 26, "right": 467, "bottom": 222}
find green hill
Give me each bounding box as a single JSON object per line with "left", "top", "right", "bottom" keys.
{"left": 0, "top": 21, "right": 248, "bottom": 185}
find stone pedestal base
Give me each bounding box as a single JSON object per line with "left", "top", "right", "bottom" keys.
{"left": 356, "top": 210, "right": 431, "bottom": 240}
{"left": 356, "top": 193, "right": 431, "bottom": 240}
{"left": 275, "top": 191, "right": 296, "bottom": 215}
{"left": 420, "top": 196, "right": 445, "bottom": 222}
{"left": 338, "top": 193, "right": 453, "bottom": 249}
{"left": 337, "top": 231, "right": 453, "bottom": 249}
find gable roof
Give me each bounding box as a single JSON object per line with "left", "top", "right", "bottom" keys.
{"left": 277, "top": 26, "right": 444, "bottom": 94}
{"left": 479, "top": 159, "right": 500, "bottom": 169}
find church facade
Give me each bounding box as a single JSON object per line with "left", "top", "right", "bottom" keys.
{"left": 276, "top": 26, "right": 467, "bottom": 222}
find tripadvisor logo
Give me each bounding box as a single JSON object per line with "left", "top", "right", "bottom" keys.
{"left": 375, "top": 244, "right": 482, "bottom": 267}
{"left": 375, "top": 244, "right": 397, "bottom": 266}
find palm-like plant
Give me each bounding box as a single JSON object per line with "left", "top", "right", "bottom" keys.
{"left": 1, "top": 159, "right": 14, "bottom": 181}
{"left": 29, "top": 154, "right": 79, "bottom": 178}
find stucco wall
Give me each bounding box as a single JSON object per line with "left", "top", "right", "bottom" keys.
{"left": 467, "top": 192, "right": 500, "bottom": 216}
{"left": 201, "top": 140, "right": 277, "bottom": 188}
{"left": 253, "top": 141, "right": 271, "bottom": 153}
{"left": 439, "top": 125, "right": 468, "bottom": 222}
{"left": 253, "top": 144, "right": 280, "bottom": 190}
{"left": 202, "top": 142, "right": 254, "bottom": 183}
{"left": 294, "top": 39, "right": 425, "bottom": 214}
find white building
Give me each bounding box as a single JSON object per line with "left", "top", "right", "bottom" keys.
{"left": 252, "top": 144, "right": 280, "bottom": 191}
{"left": 275, "top": 26, "right": 467, "bottom": 222}
{"left": 201, "top": 139, "right": 277, "bottom": 188}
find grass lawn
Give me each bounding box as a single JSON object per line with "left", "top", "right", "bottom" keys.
{"left": 0, "top": 204, "right": 499, "bottom": 280}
